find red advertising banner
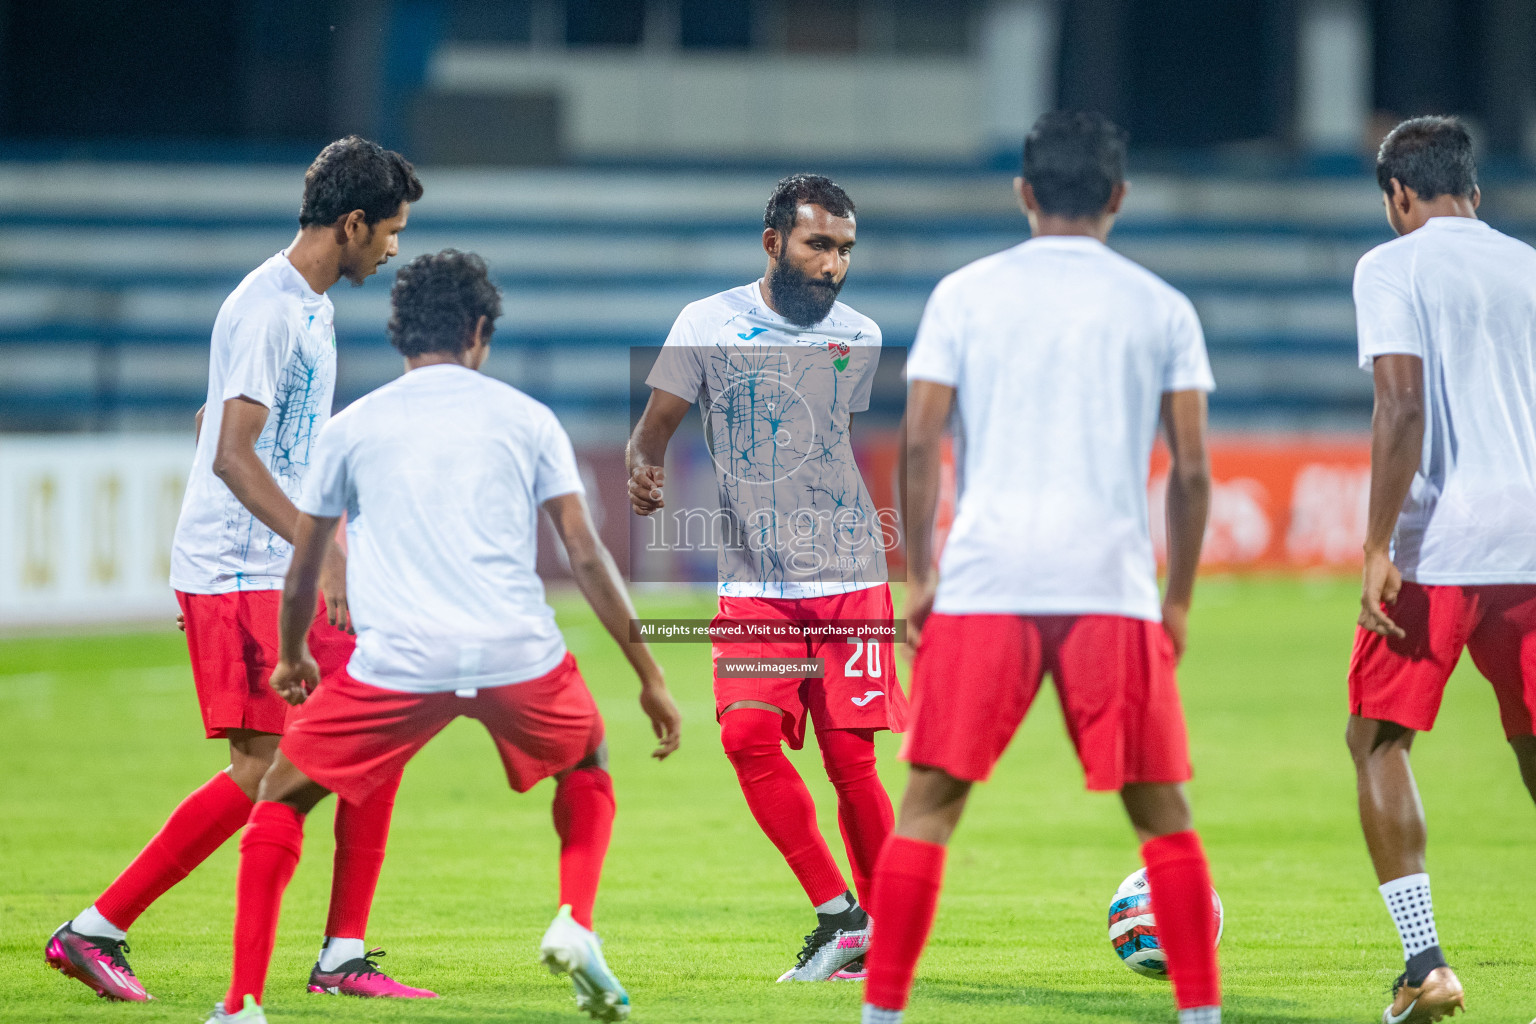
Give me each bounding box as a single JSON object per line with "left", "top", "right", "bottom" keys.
{"left": 1147, "top": 439, "right": 1371, "bottom": 570}
{"left": 864, "top": 435, "right": 1372, "bottom": 574}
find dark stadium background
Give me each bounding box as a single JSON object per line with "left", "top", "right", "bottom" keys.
{"left": 6, "top": 9, "right": 1536, "bottom": 1024}
{"left": 1, "top": 0, "right": 1533, "bottom": 617}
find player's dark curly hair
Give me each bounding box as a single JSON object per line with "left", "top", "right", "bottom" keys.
{"left": 299, "top": 135, "right": 424, "bottom": 228}
{"left": 1376, "top": 116, "right": 1477, "bottom": 200}
{"left": 763, "top": 174, "right": 856, "bottom": 235}
{"left": 1022, "top": 110, "right": 1128, "bottom": 219}
{"left": 388, "top": 249, "right": 503, "bottom": 357}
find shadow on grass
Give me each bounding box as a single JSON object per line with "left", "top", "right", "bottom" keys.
{"left": 255, "top": 1006, "right": 595, "bottom": 1024}
{"left": 918, "top": 979, "right": 1347, "bottom": 1023}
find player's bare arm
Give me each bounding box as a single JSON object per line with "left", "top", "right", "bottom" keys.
{"left": 269, "top": 511, "right": 334, "bottom": 705}
{"left": 214, "top": 396, "right": 351, "bottom": 632}
{"left": 1359, "top": 353, "right": 1425, "bottom": 639}
{"left": 544, "top": 491, "right": 681, "bottom": 759}
{"left": 625, "top": 389, "right": 691, "bottom": 516}
{"left": 1160, "top": 390, "right": 1212, "bottom": 660}
{"left": 898, "top": 380, "right": 955, "bottom": 643}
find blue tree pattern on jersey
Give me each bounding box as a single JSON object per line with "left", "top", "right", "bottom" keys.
{"left": 224, "top": 324, "right": 335, "bottom": 588}
{"left": 698, "top": 339, "right": 884, "bottom": 594}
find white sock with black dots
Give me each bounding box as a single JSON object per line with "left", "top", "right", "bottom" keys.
{"left": 862, "top": 1005, "right": 903, "bottom": 1024}
{"left": 1178, "top": 1007, "right": 1221, "bottom": 1024}
{"left": 1380, "top": 873, "right": 1440, "bottom": 960}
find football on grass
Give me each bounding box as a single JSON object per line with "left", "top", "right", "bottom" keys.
{"left": 1107, "top": 867, "right": 1224, "bottom": 978}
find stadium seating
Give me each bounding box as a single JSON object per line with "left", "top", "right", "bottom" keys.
{"left": 4, "top": 162, "right": 1529, "bottom": 437}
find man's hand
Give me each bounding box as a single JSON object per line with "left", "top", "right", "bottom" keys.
{"left": 628, "top": 465, "right": 666, "bottom": 516}
{"left": 319, "top": 541, "right": 352, "bottom": 633}
{"left": 1359, "top": 547, "right": 1406, "bottom": 639}
{"left": 269, "top": 654, "right": 320, "bottom": 706}
{"left": 903, "top": 577, "right": 938, "bottom": 658}
{"left": 639, "top": 676, "right": 681, "bottom": 760}
{"left": 1161, "top": 599, "right": 1191, "bottom": 663}
{"left": 177, "top": 612, "right": 187, "bottom": 633}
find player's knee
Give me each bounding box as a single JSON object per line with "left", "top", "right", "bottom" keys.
{"left": 895, "top": 766, "right": 971, "bottom": 844}
{"left": 1120, "top": 782, "right": 1192, "bottom": 838}
{"left": 555, "top": 761, "right": 614, "bottom": 807}
{"left": 1508, "top": 735, "right": 1536, "bottom": 780}
{"left": 720, "top": 710, "right": 787, "bottom": 783}
{"left": 1346, "top": 715, "right": 1413, "bottom": 765}
{"left": 225, "top": 755, "right": 275, "bottom": 800}
{"left": 254, "top": 754, "right": 322, "bottom": 809}
{"left": 719, "top": 707, "right": 783, "bottom": 754}
{"left": 570, "top": 740, "right": 609, "bottom": 773}
{"left": 1345, "top": 715, "right": 1375, "bottom": 763}
{"left": 819, "top": 729, "right": 877, "bottom": 786}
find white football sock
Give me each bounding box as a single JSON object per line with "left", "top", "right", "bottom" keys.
{"left": 815, "top": 892, "right": 854, "bottom": 916}
{"left": 73, "top": 905, "right": 127, "bottom": 941}
{"left": 1179, "top": 1007, "right": 1221, "bottom": 1024}
{"left": 1380, "top": 873, "right": 1440, "bottom": 960}
{"left": 318, "top": 936, "right": 366, "bottom": 971}
{"left": 862, "top": 1005, "right": 903, "bottom": 1024}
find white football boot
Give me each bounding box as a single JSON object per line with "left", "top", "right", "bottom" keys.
{"left": 204, "top": 995, "right": 267, "bottom": 1023}
{"left": 539, "top": 904, "right": 631, "bottom": 1021}
{"left": 777, "top": 899, "right": 871, "bottom": 982}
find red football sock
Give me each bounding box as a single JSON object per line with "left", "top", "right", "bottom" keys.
{"left": 1142, "top": 830, "right": 1221, "bottom": 1010}
{"left": 95, "top": 771, "right": 253, "bottom": 930}
{"left": 552, "top": 766, "right": 615, "bottom": 930}
{"left": 819, "top": 728, "right": 894, "bottom": 905}
{"left": 864, "top": 835, "right": 946, "bottom": 1011}
{"left": 721, "top": 709, "right": 848, "bottom": 907}
{"left": 226, "top": 801, "right": 305, "bottom": 1010}
{"left": 324, "top": 770, "right": 401, "bottom": 939}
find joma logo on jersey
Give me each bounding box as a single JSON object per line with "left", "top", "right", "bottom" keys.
{"left": 737, "top": 327, "right": 768, "bottom": 340}
{"left": 827, "top": 341, "right": 851, "bottom": 371}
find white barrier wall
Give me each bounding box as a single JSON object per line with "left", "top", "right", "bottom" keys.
{"left": 0, "top": 435, "right": 190, "bottom": 628}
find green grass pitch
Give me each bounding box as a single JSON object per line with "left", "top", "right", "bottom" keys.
{"left": 2, "top": 577, "right": 1532, "bottom": 1023}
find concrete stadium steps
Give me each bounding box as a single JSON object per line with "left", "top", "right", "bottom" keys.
{"left": 5, "top": 163, "right": 1533, "bottom": 433}
{"left": 0, "top": 221, "right": 1396, "bottom": 281}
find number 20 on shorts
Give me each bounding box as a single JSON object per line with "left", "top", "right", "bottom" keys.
{"left": 844, "top": 638, "right": 882, "bottom": 678}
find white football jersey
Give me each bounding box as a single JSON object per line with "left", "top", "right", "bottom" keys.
{"left": 298, "top": 364, "right": 585, "bottom": 694}
{"left": 1354, "top": 215, "right": 1536, "bottom": 583}
{"left": 648, "top": 280, "right": 888, "bottom": 599}
{"left": 908, "top": 236, "right": 1214, "bottom": 621}
{"left": 170, "top": 252, "right": 337, "bottom": 593}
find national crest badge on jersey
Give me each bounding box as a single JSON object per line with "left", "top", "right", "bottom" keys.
{"left": 827, "top": 341, "right": 851, "bottom": 371}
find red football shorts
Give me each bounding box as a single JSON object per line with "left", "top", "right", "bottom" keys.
{"left": 711, "top": 585, "right": 908, "bottom": 749}
{"left": 176, "top": 589, "right": 354, "bottom": 739}
{"left": 899, "top": 612, "right": 1192, "bottom": 791}
{"left": 280, "top": 654, "right": 604, "bottom": 804}
{"left": 1349, "top": 581, "right": 1536, "bottom": 737}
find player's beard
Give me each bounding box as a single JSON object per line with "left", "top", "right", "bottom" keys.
{"left": 339, "top": 251, "right": 370, "bottom": 287}
{"left": 767, "top": 251, "right": 843, "bottom": 327}
{"left": 340, "top": 229, "right": 384, "bottom": 287}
